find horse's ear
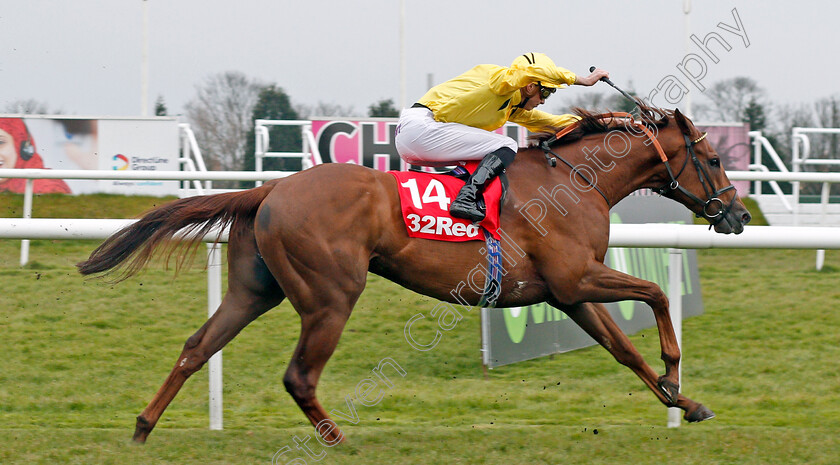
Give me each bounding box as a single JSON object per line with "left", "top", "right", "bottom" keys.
{"left": 674, "top": 108, "right": 692, "bottom": 136}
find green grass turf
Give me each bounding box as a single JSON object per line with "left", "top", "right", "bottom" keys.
{"left": 1, "top": 193, "right": 838, "bottom": 464}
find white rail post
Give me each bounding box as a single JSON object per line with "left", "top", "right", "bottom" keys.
{"left": 180, "top": 127, "right": 191, "bottom": 191}
{"left": 19, "top": 179, "right": 34, "bottom": 266}
{"left": 255, "top": 122, "right": 267, "bottom": 187}
{"left": 750, "top": 131, "right": 763, "bottom": 195}
{"left": 300, "top": 124, "right": 311, "bottom": 170}
{"left": 816, "top": 182, "right": 830, "bottom": 270}
{"left": 206, "top": 243, "right": 224, "bottom": 430}
{"left": 792, "top": 129, "right": 803, "bottom": 226}
{"left": 667, "top": 248, "right": 683, "bottom": 428}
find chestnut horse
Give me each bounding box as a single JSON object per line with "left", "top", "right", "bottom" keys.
{"left": 78, "top": 105, "right": 751, "bottom": 443}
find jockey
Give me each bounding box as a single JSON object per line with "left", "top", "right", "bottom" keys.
{"left": 395, "top": 53, "right": 608, "bottom": 222}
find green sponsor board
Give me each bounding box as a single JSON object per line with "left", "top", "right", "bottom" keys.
{"left": 481, "top": 195, "right": 703, "bottom": 368}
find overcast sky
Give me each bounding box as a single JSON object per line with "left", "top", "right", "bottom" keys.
{"left": 1, "top": 0, "right": 837, "bottom": 119}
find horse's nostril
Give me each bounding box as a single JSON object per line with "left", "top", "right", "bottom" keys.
{"left": 742, "top": 211, "right": 752, "bottom": 224}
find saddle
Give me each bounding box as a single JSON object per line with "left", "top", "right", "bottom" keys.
{"left": 389, "top": 163, "right": 507, "bottom": 307}
{"left": 388, "top": 162, "right": 507, "bottom": 242}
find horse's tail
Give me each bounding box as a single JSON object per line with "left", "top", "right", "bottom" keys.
{"left": 77, "top": 181, "right": 277, "bottom": 281}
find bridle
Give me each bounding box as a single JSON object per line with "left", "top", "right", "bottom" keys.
{"left": 540, "top": 112, "right": 737, "bottom": 226}
{"left": 656, "top": 131, "right": 736, "bottom": 227}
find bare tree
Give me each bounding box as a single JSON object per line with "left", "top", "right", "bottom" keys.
{"left": 814, "top": 96, "right": 840, "bottom": 127}
{"left": 766, "top": 102, "right": 811, "bottom": 153}
{"left": 813, "top": 95, "right": 840, "bottom": 158}
{"left": 3, "top": 99, "right": 57, "bottom": 114}
{"left": 773, "top": 98, "right": 840, "bottom": 163}
{"left": 185, "top": 71, "right": 263, "bottom": 173}
{"left": 765, "top": 102, "right": 817, "bottom": 193}
{"left": 782, "top": 97, "right": 840, "bottom": 193}
{"left": 554, "top": 92, "right": 609, "bottom": 114}
{"left": 554, "top": 83, "right": 638, "bottom": 114}
{"left": 294, "top": 102, "right": 358, "bottom": 119}
{"left": 695, "top": 77, "right": 765, "bottom": 122}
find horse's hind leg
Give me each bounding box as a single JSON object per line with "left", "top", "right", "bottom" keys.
{"left": 282, "top": 306, "right": 354, "bottom": 444}
{"left": 252, "top": 180, "right": 374, "bottom": 442}
{"left": 133, "top": 289, "right": 282, "bottom": 442}
{"left": 261, "top": 253, "right": 367, "bottom": 444}
{"left": 556, "top": 301, "right": 714, "bottom": 422}
{"left": 133, "top": 228, "right": 284, "bottom": 443}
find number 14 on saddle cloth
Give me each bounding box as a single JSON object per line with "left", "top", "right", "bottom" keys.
{"left": 389, "top": 162, "right": 503, "bottom": 242}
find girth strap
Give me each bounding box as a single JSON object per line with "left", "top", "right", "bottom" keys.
{"left": 478, "top": 228, "right": 503, "bottom": 308}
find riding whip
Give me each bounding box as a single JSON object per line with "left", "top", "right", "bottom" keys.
{"left": 589, "top": 66, "right": 637, "bottom": 105}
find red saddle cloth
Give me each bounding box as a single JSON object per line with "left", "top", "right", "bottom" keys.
{"left": 388, "top": 161, "right": 502, "bottom": 242}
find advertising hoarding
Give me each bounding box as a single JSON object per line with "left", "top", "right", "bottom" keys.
{"left": 0, "top": 116, "right": 180, "bottom": 196}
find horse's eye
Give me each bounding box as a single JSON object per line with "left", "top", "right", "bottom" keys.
{"left": 709, "top": 158, "right": 721, "bottom": 168}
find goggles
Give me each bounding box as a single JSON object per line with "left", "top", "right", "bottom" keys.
{"left": 537, "top": 82, "right": 556, "bottom": 99}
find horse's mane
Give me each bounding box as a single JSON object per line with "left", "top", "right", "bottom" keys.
{"left": 531, "top": 100, "right": 672, "bottom": 147}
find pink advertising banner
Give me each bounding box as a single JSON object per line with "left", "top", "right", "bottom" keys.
{"left": 309, "top": 118, "right": 750, "bottom": 195}
{"left": 310, "top": 118, "right": 528, "bottom": 172}
{"left": 695, "top": 123, "right": 751, "bottom": 196}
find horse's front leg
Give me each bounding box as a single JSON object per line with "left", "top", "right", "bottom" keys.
{"left": 552, "top": 300, "right": 714, "bottom": 422}
{"left": 553, "top": 260, "right": 682, "bottom": 405}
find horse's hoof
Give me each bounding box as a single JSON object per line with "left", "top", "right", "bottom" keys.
{"left": 133, "top": 416, "right": 151, "bottom": 443}
{"left": 657, "top": 377, "right": 679, "bottom": 406}
{"left": 685, "top": 404, "right": 716, "bottom": 423}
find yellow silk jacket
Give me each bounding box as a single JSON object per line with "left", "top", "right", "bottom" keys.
{"left": 417, "top": 53, "right": 581, "bottom": 133}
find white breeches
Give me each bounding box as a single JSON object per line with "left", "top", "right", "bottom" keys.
{"left": 394, "top": 107, "right": 518, "bottom": 167}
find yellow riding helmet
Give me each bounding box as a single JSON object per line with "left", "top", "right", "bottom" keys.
{"left": 510, "top": 52, "right": 565, "bottom": 89}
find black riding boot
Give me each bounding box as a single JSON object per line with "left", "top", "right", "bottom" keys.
{"left": 449, "top": 147, "right": 515, "bottom": 222}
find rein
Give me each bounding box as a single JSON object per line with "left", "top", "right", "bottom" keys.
{"left": 539, "top": 112, "right": 736, "bottom": 225}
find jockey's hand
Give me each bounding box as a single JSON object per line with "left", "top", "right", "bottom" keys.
{"left": 577, "top": 68, "right": 610, "bottom": 86}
